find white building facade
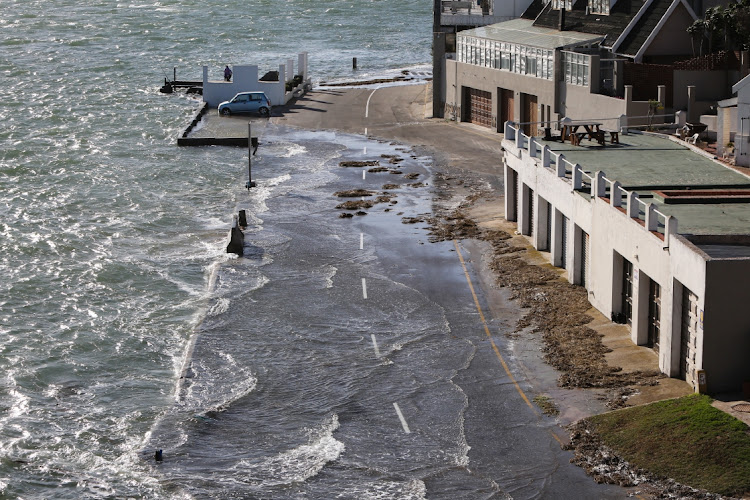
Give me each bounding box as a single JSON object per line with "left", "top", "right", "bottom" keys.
{"left": 502, "top": 122, "right": 750, "bottom": 394}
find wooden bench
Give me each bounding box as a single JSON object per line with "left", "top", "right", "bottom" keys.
{"left": 603, "top": 130, "right": 619, "bottom": 144}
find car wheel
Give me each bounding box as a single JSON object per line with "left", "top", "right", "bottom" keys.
{"left": 259, "top": 107, "right": 270, "bottom": 117}
{"left": 220, "top": 108, "right": 231, "bottom": 116}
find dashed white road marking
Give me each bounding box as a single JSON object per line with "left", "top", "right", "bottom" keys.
{"left": 393, "top": 403, "right": 411, "bottom": 434}
{"left": 363, "top": 170, "right": 366, "bottom": 180}
{"left": 364, "top": 127, "right": 368, "bottom": 136}
{"left": 364, "top": 146, "right": 367, "bottom": 154}
{"left": 360, "top": 233, "right": 364, "bottom": 250}
{"left": 371, "top": 334, "right": 380, "bottom": 357}
{"left": 362, "top": 278, "right": 368, "bottom": 299}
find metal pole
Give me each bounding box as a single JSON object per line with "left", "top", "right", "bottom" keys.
{"left": 246, "top": 123, "right": 256, "bottom": 189}
{"left": 173, "top": 67, "right": 176, "bottom": 82}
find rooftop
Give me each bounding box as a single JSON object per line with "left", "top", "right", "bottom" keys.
{"left": 541, "top": 132, "right": 750, "bottom": 237}
{"left": 457, "top": 18, "right": 605, "bottom": 50}
{"left": 545, "top": 133, "right": 749, "bottom": 190}
{"left": 522, "top": 0, "right": 648, "bottom": 47}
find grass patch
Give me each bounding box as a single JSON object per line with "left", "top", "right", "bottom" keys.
{"left": 533, "top": 394, "right": 560, "bottom": 416}
{"left": 589, "top": 394, "right": 750, "bottom": 496}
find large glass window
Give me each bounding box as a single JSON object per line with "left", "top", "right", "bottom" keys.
{"left": 552, "top": 0, "right": 572, "bottom": 10}
{"left": 562, "top": 51, "right": 589, "bottom": 86}
{"left": 456, "top": 35, "right": 554, "bottom": 81}
{"left": 588, "top": 0, "right": 610, "bottom": 14}
{"left": 500, "top": 43, "right": 511, "bottom": 70}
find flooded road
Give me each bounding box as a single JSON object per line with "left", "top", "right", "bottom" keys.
{"left": 145, "top": 126, "right": 628, "bottom": 498}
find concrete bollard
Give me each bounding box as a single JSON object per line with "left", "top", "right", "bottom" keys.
{"left": 238, "top": 210, "right": 247, "bottom": 228}
{"left": 247, "top": 124, "right": 256, "bottom": 189}
{"left": 226, "top": 216, "right": 244, "bottom": 256}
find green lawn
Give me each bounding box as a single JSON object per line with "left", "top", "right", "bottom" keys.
{"left": 589, "top": 395, "right": 750, "bottom": 496}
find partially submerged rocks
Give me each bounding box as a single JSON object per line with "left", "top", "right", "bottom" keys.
{"left": 336, "top": 200, "right": 374, "bottom": 210}
{"left": 334, "top": 189, "right": 375, "bottom": 197}
{"left": 340, "top": 160, "right": 379, "bottom": 167}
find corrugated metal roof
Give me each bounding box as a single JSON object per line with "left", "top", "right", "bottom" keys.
{"left": 457, "top": 18, "right": 605, "bottom": 49}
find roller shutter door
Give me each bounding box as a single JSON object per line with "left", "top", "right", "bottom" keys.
{"left": 466, "top": 88, "right": 492, "bottom": 128}
{"left": 622, "top": 259, "right": 634, "bottom": 326}
{"left": 581, "top": 230, "right": 589, "bottom": 288}
{"left": 560, "top": 216, "right": 568, "bottom": 269}
{"left": 680, "top": 289, "right": 699, "bottom": 387}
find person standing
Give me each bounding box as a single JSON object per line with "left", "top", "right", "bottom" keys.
{"left": 224, "top": 65, "right": 232, "bottom": 82}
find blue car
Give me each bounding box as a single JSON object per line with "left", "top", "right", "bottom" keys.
{"left": 218, "top": 92, "right": 272, "bottom": 117}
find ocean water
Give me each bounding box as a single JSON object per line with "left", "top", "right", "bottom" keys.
{"left": 0, "top": 1, "right": 434, "bottom": 498}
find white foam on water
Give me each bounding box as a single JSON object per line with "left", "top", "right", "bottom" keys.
{"left": 178, "top": 350, "right": 258, "bottom": 414}
{"left": 321, "top": 264, "right": 337, "bottom": 289}
{"left": 278, "top": 143, "right": 307, "bottom": 158}
{"left": 206, "top": 297, "right": 230, "bottom": 317}
{"left": 232, "top": 414, "right": 345, "bottom": 487}
{"left": 342, "top": 478, "right": 428, "bottom": 500}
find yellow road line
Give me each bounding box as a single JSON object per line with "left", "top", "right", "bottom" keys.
{"left": 453, "top": 240, "right": 567, "bottom": 447}
{"left": 453, "top": 239, "right": 535, "bottom": 411}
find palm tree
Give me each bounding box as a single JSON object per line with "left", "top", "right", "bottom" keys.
{"left": 687, "top": 19, "right": 706, "bottom": 56}
{"left": 726, "top": 0, "right": 750, "bottom": 50}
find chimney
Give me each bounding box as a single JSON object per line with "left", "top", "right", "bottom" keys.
{"left": 559, "top": 4, "right": 566, "bottom": 31}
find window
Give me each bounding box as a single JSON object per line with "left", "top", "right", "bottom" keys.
{"left": 562, "top": 51, "right": 589, "bottom": 86}
{"left": 552, "top": 0, "right": 572, "bottom": 10}
{"left": 501, "top": 43, "right": 511, "bottom": 70}
{"left": 588, "top": 0, "right": 610, "bottom": 14}
{"left": 456, "top": 35, "right": 554, "bottom": 81}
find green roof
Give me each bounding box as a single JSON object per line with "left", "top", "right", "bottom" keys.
{"left": 548, "top": 132, "right": 750, "bottom": 190}
{"left": 544, "top": 132, "right": 750, "bottom": 236}
{"left": 458, "top": 18, "right": 605, "bottom": 50}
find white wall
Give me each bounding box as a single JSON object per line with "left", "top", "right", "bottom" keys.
{"left": 559, "top": 83, "right": 627, "bottom": 127}
{"left": 501, "top": 128, "right": 720, "bottom": 388}
{"left": 202, "top": 53, "right": 310, "bottom": 108}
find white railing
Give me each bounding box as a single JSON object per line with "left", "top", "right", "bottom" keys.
{"left": 504, "top": 122, "right": 678, "bottom": 243}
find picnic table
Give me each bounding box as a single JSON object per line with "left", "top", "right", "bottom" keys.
{"left": 562, "top": 122, "right": 605, "bottom": 146}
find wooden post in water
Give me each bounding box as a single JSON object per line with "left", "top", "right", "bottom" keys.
{"left": 246, "top": 123, "right": 256, "bottom": 189}
{"left": 352, "top": 57, "right": 357, "bottom": 70}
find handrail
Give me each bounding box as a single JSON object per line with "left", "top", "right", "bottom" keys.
{"left": 507, "top": 122, "right": 676, "bottom": 240}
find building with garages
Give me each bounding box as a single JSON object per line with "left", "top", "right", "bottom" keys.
{"left": 443, "top": 0, "right": 708, "bottom": 132}
{"left": 502, "top": 122, "right": 750, "bottom": 394}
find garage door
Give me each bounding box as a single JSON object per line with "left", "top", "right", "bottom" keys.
{"left": 621, "top": 258, "right": 634, "bottom": 326}
{"left": 580, "top": 230, "right": 589, "bottom": 289}
{"left": 465, "top": 88, "right": 492, "bottom": 128}
{"left": 648, "top": 279, "right": 661, "bottom": 352}
{"left": 560, "top": 215, "right": 568, "bottom": 269}
{"left": 680, "top": 288, "right": 699, "bottom": 387}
